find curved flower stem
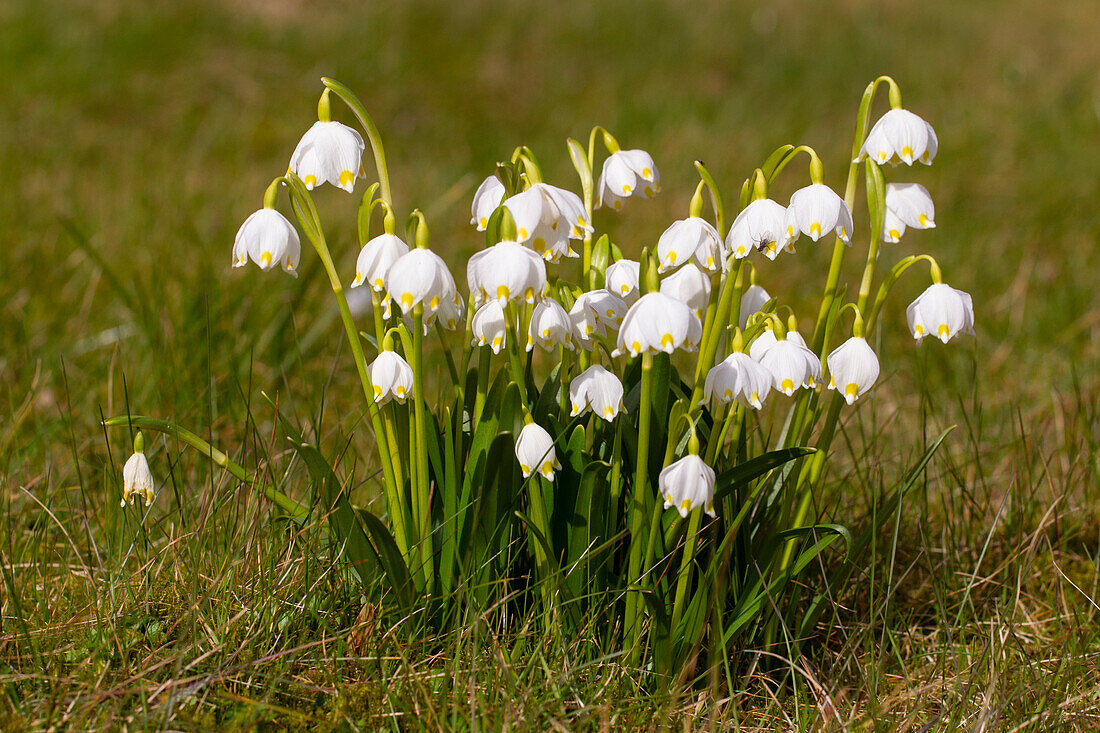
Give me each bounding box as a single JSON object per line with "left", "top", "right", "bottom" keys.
{"left": 369, "top": 292, "right": 387, "bottom": 349}
{"left": 472, "top": 345, "right": 491, "bottom": 432}
{"left": 503, "top": 305, "right": 529, "bottom": 404}
{"left": 670, "top": 509, "right": 703, "bottom": 633}
{"left": 690, "top": 259, "right": 745, "bottom": 408}
{"left": 865, "top": 254, "right": 942, "bottom": 336}
{"left": 410, "top": 308, "right": 434, "bottom": 591}
{"left": 321, "top": 77, "right": 393, "bottom": 209}
{"left": 626, "top": 352, "right": 654, "bottom": 657}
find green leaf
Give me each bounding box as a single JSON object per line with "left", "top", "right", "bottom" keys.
{"left": 713, "top": 447, "right": 815, "bottom": 502}
{"left": 865, "top": 159, "right": 886, "bottom": 242}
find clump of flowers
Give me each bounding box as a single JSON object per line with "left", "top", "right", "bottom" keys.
{"left": 107, "top": 75, "right": 972, "bottom": 673}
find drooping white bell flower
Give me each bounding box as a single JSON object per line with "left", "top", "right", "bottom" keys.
{"left": 233, "top": 209, "right": 301, "bottom": 277}
{"left": 466, "top": 240, "right": 547, "bottom": 308}
{"left": 597, "top": 149, "right": 660, "bottom": 210}
{"left": 369, "top": 350, "right": 414, "bottom": 404}
{"left": 660, "top": 454, "right": 716, "bottom": 518}
{"left": 503, "top": 183, "right": 591, "bottom": 260}
{"left": 569, "top": 365, "right": 625, "bottom": 422}
{"left": 289, "top": 120, "right": 365, "bottom": 193}
{"left": 726, "top": 199, "right": 793, "bottom": 260}
{"left": 748, "top": 327, "right": 810, "bottom": 362}
{"left": 826, "top": 337, "right": 880, "bottom": 405}
{"left": 515, "top": 423, "right": 561, "bottom": 481}
{"left": 616, "top": 292, "right": 702, "bottom": 357}
{"left": 858, "top": 108, "right": 938, "bottom": 166}
{"left": 786, "top": 184, "right": 854, "bottom": 244}
{"left": 758, "top": 336, "right": 821, "bottom": 396}
{"left": 906, "top": 283, "right": 974, "bottom": 343}
{"left": 570, "top": 289, "right": 629, "bottom": 347}
{"left": 432, "top": 292, "right": 466, "bottom": 331}
{"left": 882, "top": 183, "right": 935, "bottom": 243}
{"left": 471, "top": 301, "right": 508, "bottom": 354}
{"left": 605, "top": 259, "right": 641, "bottom": 303}
{"left": 656, "top": 217, "right": 724, "bottom": 273}
{"left": 385, "top": 248, "right": 459, "bottom": 319}
{"left": 701, "top": 352, "right": 773, "bottom": 410}
{"left": 739, "top": 285, "right": 772, "bottom": 330}
{"left": 351, "top": 233, "right": 409, "bottom": 292}
{"left": 471, "top": 175, "right": 506, "bottom": 231}
{"left": 122, "top": 451, "right": 156, "bottom": 507}
{"left": 527, "top": 298, "right": 575, "bottom": 352}
{"left": 659, "top": 264, "right": 712, "bottom": 319}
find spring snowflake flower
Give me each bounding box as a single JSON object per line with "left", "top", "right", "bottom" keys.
{"left": 660, "top": 455, "right": 716, "bottom": 518}
{"left": 289, "top": 120, "right": 365, "bottom": 193}
{"left": 597, "top": 149, "right": 660, "bottom": 210}
{"left": 757, "top": 334, "right": 821, "bottom": 396}
{"left": 659, "top": 264, "right": 711, "bottom": 320}
{"left": 429, "top": 292, "right": 466, "bottom": 332}
{"left": 748, "top": 328, "right": 809, "bottom": 361}
{"left": 527, "top": 298, "right": 575, "bottom": 352}
{"left": 605, "top": 259, "right": 640, "bottom": 303}
{"left": 385, "top": 248, "right": 458, "bottom": 320}
{"left": 471, "top": 175, "right": 506, "bottom": 231}
{"left": 727, "top": 199, "right": 792, "bottom": 260}
{"left": 739, "top": 285, "right": 772, "bottom": 330}
{"left": 570, "top": 290, "right": 628, "bottom": 347}
{"left": 786, "top": 184, "right": 854, "bottom": 244}
{"left": 232, "top": 209, "right": 301, "bottom": 277}
{"left": 701, "top": 353, "right": 773, "bottom": 409}
{"left": 466, "top": 240, "right": 547, "bottom": 308}
{"left": 471, "top": 301, "right": 508, "bottom": 354}
{"left": 569, "top": 365, "right": 625, "bottom": 422}
{"left": 503, "top": 183, "right": 591, "bottom": 262}
{"left": 351, "top": 233, "right": 409, "bottom": 292}
{"left": 615, "top": 292, "right": 702, "bottom": 357}
{"left": 882, "top": 183, "right": 935, "bottom": 243}
{"left": 369, "top": 350, "right": 414, "bottom": 404}
{"left": 515, "top": 423, "right": 561, "bottom": 481}
{"left": 826, "top": 336, "right": 880, "bottom": 405}
{"left": 858, "top": 108, "right": 938, "bottom": 166}
{"left": 906, "top": 283, "right": 974, "bottom": 343}
{"left": 656, "top": 217, "right": 724, "bottom": 273}
{"left": 121, "top": 451, "right": 155, "bottom": 507}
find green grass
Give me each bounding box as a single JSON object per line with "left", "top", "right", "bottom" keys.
{"left": 2, "top": 0, "right": 1100, "bottom": 728}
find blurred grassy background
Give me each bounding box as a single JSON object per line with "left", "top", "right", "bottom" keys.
{"left": 3, "top": 0, "right": 1100, "bottom": 726}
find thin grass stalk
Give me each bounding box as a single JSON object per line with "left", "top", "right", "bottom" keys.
{"left": 626, "top": 352, "right": 654, "bottom": 659}
{"left": 411, "top": 308, "right": 434, "bottom": 591}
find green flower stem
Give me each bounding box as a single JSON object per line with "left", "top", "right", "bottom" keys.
{"left": 369, "top": 292, "right": 387, "bottom": 349}
{"left": 411, "top": 309, "right": 434, "bottom": 591}
{"left": 284, "top": 175, "right": 399, "bottom": 529}
{"left": 101, "top": 416, "right": 309, "bottom": 523}
{"left": 865, "top": 254, "right": 941, "bottom": 336}
{"left": 670, "top": 509, "right": 703, "bottom": 634}
{"left": 380, "top": 404, "right": 409, "bottom": 559}
{"left": 626, "top": 352, "right": 654, "bottom": 654}
{"left": 690, "top": 259, "right": 744, "bottom": 408}
{"left": 434, "top": 322, "right": 462, "bottom": 398}
{"left": 527, "top": 475, "right": 557, "bottom": 623}
{"left": 472, "top": 345, "right": 491, "bottom": 432}
{"left": 503, "top": 305, "right": 529, "bottom": 404}
{"left": 694, "top": 161, "right": 726, "bottom": 235}
{"left": 321, "top": 77, "right": 393, "bottom": 208}
{"left": 558, "top": 346, "right": 572, "bottom": 414}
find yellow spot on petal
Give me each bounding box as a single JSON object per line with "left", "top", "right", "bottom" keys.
{"left": 401, "top": 293, "right": 414, "bottom": 308}
{"left": 578, "top": 216, "right": 587, "bottom": 227}
{"left": 620, "top": 285, "right": 630, "bottom": 295}
{"left": 877, "top": 151, "right": 887, "bottom": 162}
{"left": 584, "top": 325, "right": 594, "bottom": 335}
{"left": 621, "top": 184, "right": 632, "bottom": 194}
{"left": 524, "top": 287, "right": 535, "bottom": 302}
{"left": 737, "top": 246, "right": 748, "bottom": 257}
{"left": 844, "top": 383, "right": 859, "bottom": 399}
{"left": 840, "top": 226, "right": 847, "bottom": 238}
{"left": 339, "top": 170, "right": 355, "bottom": 188}
{"left": 373, "top": 385, "right": 383, "bottom": 395}
{"left": 260, "top": 251, "right": 273, "bottom": 267}
{"left": 680, "top": 499, "right": 692, "bottom": 513}
{"left": 918, "top": 214, "right": 930, "bottom": 226}
{"left": 304, "top": 174, "right": 317, "bottom": 187}
{"left": 914, "top": 324, "right": 924, "bottom": 336}
{"left": 901, "top": 145, "right": 914, "bottom": 160}
{"left": 660, "top": 333, "right": 674, "bottom": 348}
{"left": 354, "top": 271, "right": 363, "bottom": 284}
{"left": 938, "top": 324, "right": 950, "bottom": 339}
{"left": 429, "top": 296, "right": 440, "bottom": 310}
{"left": 533, "top": 237, "right": 546, "bottom": 250}
{"left": 889, "top": 229, "right": 901, "bottom": 240}
{"left": 518, "top": 228, "right": 528, "bottom": 239}
{"left": 781, "top": 378, "right": 795, "bottom": 394}
{"left": 605, "top": 308, "right": 615, "bottom": 318}
{"left": 723, "top": 389, "right": 733, "bottom": 400}
{"left": 603, "top": 406, "right": 614, "bottom": 417}
{"left": 632, "top": 340, "right": 642, "bottom": 353}
{"left": 810, "top": 222, "right": 822, "bottom": 238}
{"left": 395, "top": 385, "right": 406, "bottom": 397}
{"left": 492, "top": 336, "right": 502, "bottom": 350}
{"left": 373, "top": 278, "right": 384, "bottom": 289}
{"left": 541, "top": 328, "right": 550, "bottom": 338}
{"left": 540, "top": 462, "right": 554, "bottom": 479}
{"left": 479, "top": 216, "right": 488, "bottom": 228}
{"left": 642, "top": 167, "right": 652, "bottom": 179}
{"left": 496, "top": 285, "right": 510, "bottom": 300}
{"left": 668, "top": 251, "right": 677, "bottom": 264}
{"left": 750, "top": 391, "right": 759, "bottom": 405}
{"left": 521, "top": 463, "right": 530, "bottom": 475}
{"left": 706, "top": 257, "right": 715, "bottom": 268}
{"left": 787, "top": 225, "right": 795, "bottom": 237}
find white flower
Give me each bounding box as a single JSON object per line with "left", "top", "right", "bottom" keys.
{"left": 656, "top": 217, "right": 724, "bottom": 273}
{"left": 659, "top": 264, "right": 711, "bottom": 319}
{"left": 701, "top": 352, "right": 773, "bottom": 410}
{"left": 569, "top": 365, "right": 624, "bottom": 422}
{"left": 232, "top": 209, "right": 301, "bottom": 277}
{"left": 882, "top": 183, "right": 935, "bottom": 243}
{"left": 527, "top": 298, "right": 575, "bottom": 352}
{"left": 739, "top": 285, "right": 771, "bottom": 330}
{"left": 289, "top": 120, "right": 365, "bottom": 193}
{"left": 503, "top": 183, "right": 591, "bottom": 262}
{"left": 858, "top": 108, "right": 938, "bottom": 166}
{"left": 726, "top": 199, "right": 792, "bottom": 260}
{"left": 826, "top": 337, "right": 880, "bottom": 405}
{"left": 757, "top": 335, "right": 821, "bottom": 396}
{"left": 471, "top": 301, "right": 508, "bottom": 354}
{"left": 605, "top": 259, "right": 640, "bottom": 303}
{"left": 660, "top": 455, "right": 716, "bottom": 518}
{"left": 786, "top": 184, "right": 854, "bottom": 244}
{"left": 570, "top": 290, "right": 628, "bottom": 347}
{"left": 515, "top": 423, "right": 561, "bottom": 481}
{"left": 369, "top": 350, "right": 414, "bottom": 404}
{"left": 748, "top": 328, "right": 809, "bottom": 361}
{"left": 615, "top": 292, "right": 702, "bottom": 357}
{"left": 471, "top": 175, "right": 506, "bottom": 231}
{"left": 351, "top": 233, "right": 409, "bottom": 292}
{"left": 466, "top": 240, "right": 547, "bottom": 308}
{"left": 385, "top": 248, "right": 458, "bottom": 318}
{"left": 122, "top": 451, "right": 156, "bottom": 507}
{"left": 907, "top": 283, "right": 974, "bottom": 343}
{"left": 597, "top": 149, "right": 660, "bottom": 210}
{"left": 416, "top": 291, "right": 466, "bottom": 332}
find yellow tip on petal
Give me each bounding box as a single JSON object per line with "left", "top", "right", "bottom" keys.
{"left": 518, "top": 228, "right": 528, "bottom": 240}
{"left": 844, "top": 383, "right": 859, "bottom": 399}
{"left": 604, "top": 406, "right": 614, "bottom": 416}
{"left": 632, "top": 340, "right": 642, "bottom": 354}
{"left": 621, "top": 184, "right": 632, "bottom": 194}
{"left": 660, "top": 333, "right": 674, "bottom": 348}
{"left": 901, "top": 145, "right": 914, "bottom": 160}
{"left": 339, "top": 170, "right": 355, "bottom": 187}
{"left": 496, "top": 285, "right": 510, "bottom": 301}
{"left": 889, "top": 229, "right": 901, "bottom": 240}
{"left": 668, "top": 251, "right": 677, "bottom": 264}
{"left": 492, "top": 336, "right": 502, "bottom": 350}
{"left": 918, "top": 214, "right": 930, "bottom": 226}
{"left": 395, "top": 386, "right": 406, "bottom": 397}
{"left": 373, "top": 385, "right": 382, "bottom": 395}
{"left": 809, "top": 223, "right": 822, "bottom": 238}
{"left": 781, "top": 378, "right": 795, "bottom": 394}
{"left": 679, "top": 499, "right": 692, "bottom": 514}
{"left": 401, "top": 293, "right": 414, "bottom": 308}
{"left": 373, "top": 278, "right": 384, "bottom": 289}
{"left": 260, "top": 251, "right": 273, "bottom": 267}
{"left": 524, "top": 287, "right": 535, "bottom": 302}
{"left": 938, "top": 324, "right": 951, "bottom": 339}
{"left": 642, "top": 168, "right": 652, "bottom": 179}
{"left": 914, "top": 324, "right": 924, "bottom": 336}
{"left": 479, "top": 217, "right": 488, "bottom": 228}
